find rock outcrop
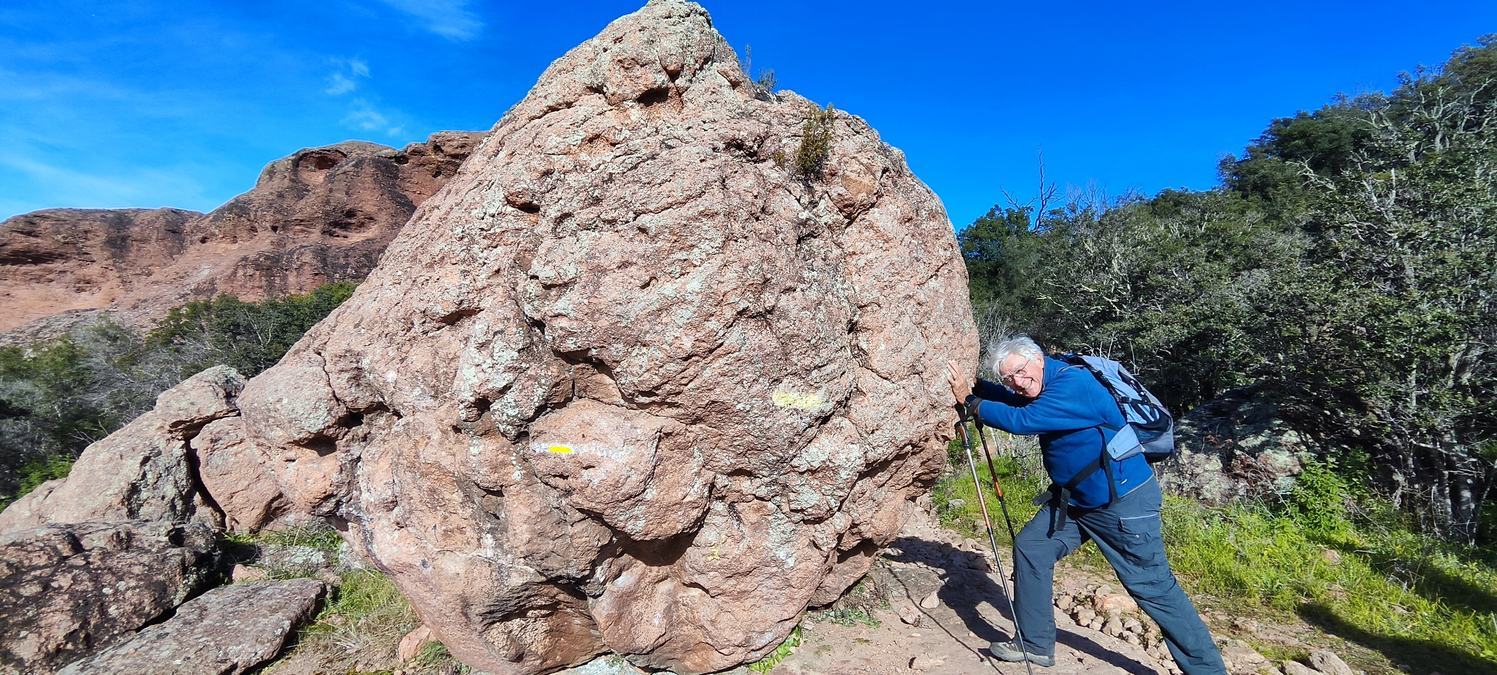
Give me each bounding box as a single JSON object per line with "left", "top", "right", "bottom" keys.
{"left": 0, "top": 366, "right": 288, "bottom": 673}
{"left": 236, "top": 1, "right": 975, "bottom": 673}
{"left": 1161, "top": 385, "right": 1311, "bottom": 504}
{"left": 57, "top": 579, "right": 326, "bottom": 675}
{"left": 0, "top": 366, "right": 245, "bottom": 533}
{"left": 0, "top": 131, "right": 484, "bottom": 342}
{"left": 0, "top": 520, "right": 220, "bottom": 673}
{"left": 195, "top": 416, "right": 290, "bottom": 533}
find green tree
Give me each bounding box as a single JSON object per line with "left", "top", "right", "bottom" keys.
{"left": 0, "top": 281, "right": 358, "bottom": 506}
{"left": 1270, "top": 56, "right": 1497, "bottom": 540}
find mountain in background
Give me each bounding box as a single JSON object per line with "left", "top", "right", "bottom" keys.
{"left": 0, "top": 131, "right": 486, "bottom": 344}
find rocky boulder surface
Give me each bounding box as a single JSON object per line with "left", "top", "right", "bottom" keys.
{"left": 0, "top": 365, "right": 306, "bottom": 673}
{"left": 57, "top": 579, "right": 327, "bottom": 675}
{"left": 0, "top": 520, "right": 220, "bottom": 673}
{"left": 0, "top": 131, "right": 484, "bottom": 343}
{"left": 237, "top": 1, "right": 976, "bottom": 673}
{"left": 195, "top": 416, "right": 290, "bottom": 533}
{"left": 1161, "top": 385, "right": 1311, "bottom": 504}
{"left": 0, "top": 366, "right": 246, "bottom": 533}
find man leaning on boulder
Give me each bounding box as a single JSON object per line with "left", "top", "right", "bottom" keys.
{"left": 946, "top": 336, "right": 1226, "bottom": 674}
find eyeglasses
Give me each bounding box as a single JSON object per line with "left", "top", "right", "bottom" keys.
{"left": 999, "top": 356, "right": 1035, "bottom": 386}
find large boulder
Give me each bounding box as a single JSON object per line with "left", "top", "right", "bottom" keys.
{"left": 1161, "top": 385, "right": 1311, "bottom": 504}
{"left": 0, "top": 520, "right": 220, "bottom": 674}
{"left": 237, "top": 1, "right": 976, "bottom": 673}
{"left": 58, "top": 579, "right": 326, "bottom": 675}
{"left": 0, "top": 366, "right": 245, "bottom": 533}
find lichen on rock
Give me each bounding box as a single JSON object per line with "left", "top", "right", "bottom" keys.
{"left": 236, "top": 1, "right": 977, "bottom": 672}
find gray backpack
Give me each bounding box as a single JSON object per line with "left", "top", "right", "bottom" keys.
{"left": 1057, "top": 353, "right": 1175, "bottom": 464}
{"left": 1037, "top": 353, "right": 1175, "bottom": 508}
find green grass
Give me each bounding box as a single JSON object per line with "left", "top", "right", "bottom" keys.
{"left": 411, "top": 641, "right": 469, "bottom": 672}
{"left": 747, "top": 626, "right": 802, "bottom": 673}
{"left": 933, "top": 427, "right": 1075, "bottom": 549}
{"left": 224, "top": 523, "right": 344, "bottom": 551}
{"left": 221, "top": 523, "right": 346, "bottom": 581}
{"left": 1163, "top": 497, "right": 1497, "bottom": 673}
{"left": 930, "top": 429, "right": 1497, "bottom": 675}
{"left": 262, "top": 569, "right": 435, "bottom": 673}
{"left": 811, "top": 607, "right": 880, "bottom": 627}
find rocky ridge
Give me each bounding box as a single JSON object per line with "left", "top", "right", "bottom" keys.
{"left": 0, "top": 131, "right": 484, "bottom": 343}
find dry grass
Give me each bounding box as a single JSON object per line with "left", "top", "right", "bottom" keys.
{"left": 261, "top": 569, "right": 468, "bottom": 674}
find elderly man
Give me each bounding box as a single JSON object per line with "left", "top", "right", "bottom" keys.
{"left": 946, "top": 336, "right": 1225, "bottom": 674}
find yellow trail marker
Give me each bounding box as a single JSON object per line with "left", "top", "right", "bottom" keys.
{"left": 772, "top": 390, "right": 825, "bottom": 411}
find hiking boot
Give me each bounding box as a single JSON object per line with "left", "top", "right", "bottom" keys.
{"left": 988, "top": 640, "right": 1055, "bottom": 667}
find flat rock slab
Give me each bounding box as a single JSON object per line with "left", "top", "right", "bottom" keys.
{"left": 59, "top": 579, "right": 326, "bottom": 675}
{"left": 0, "top": 520, "right": 220, "bottom": 674}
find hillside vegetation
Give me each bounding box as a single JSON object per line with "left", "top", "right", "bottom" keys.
{"left": 961, "top": 36, "right": 1496, "bottom": 544}
{"left": 0, "top": 282, "right": 355, "bottom": 506}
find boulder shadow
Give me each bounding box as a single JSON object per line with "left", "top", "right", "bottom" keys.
{"left": 1324, "top": 539, "right": 1497, "bottom": 618}
{"left": 1297, "top": 603, "right": 1497, "bottom": 675}
{"left": 885, "top": 536, "right": 1157, "bottom": 674}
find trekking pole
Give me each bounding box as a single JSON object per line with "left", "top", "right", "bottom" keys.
{"left": 955, "top": 413, "right": 1034, "bottom": 675}
{"left": 972, "top": 420, "right": 1022, "bottom": 544}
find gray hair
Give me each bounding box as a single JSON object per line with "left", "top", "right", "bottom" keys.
{"left": 986, "top": 335, "right": 1043, "bottom": 374}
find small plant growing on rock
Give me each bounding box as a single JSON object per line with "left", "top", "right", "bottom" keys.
{"left": 755, "top": 68, "right": 777, "bottom": 95}
{"left": 747, "top": 625, "right": 802, "bottom": 673}
{"left": 793, "top": 104, "right": 836, "bottom": 179}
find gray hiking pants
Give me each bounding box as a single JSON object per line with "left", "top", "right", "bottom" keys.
{"left": 1011, "top": 476, "right": 1227, "bottom": 674}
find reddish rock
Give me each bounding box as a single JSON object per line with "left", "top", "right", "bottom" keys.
{"left": 0, "top": 131, "right": 484, "bottom": 343}
{"left": 0, "top": 366, "right": 245, "bottom": 534}
{"left": 195, "top": 416, "right": 287, "bottom": 533}
{"left": 237, "top": 1, "right": 975, "bottom": 673}
{"left": 0, "top": 520, "right": 220, "bottom": 674}
{"left": 57, "top": 579, "right": 325, "bottom": 675}
{"left": 398, "top": 625, "right": 435, "bottom": 663}
{"left": 0, "top": 208, "right": 200, "bottom": 334}
{"left": 1095, "top": 592, "right": 1140, "bottom": 616}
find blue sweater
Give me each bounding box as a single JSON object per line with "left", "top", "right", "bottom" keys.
{"left": 967, "top": 355, "right": 1152, "bottom": 509}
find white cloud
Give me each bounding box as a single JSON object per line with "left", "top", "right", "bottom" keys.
{"left": 341, "top": 98, "right": 404, "bottom": 137}
{"left": 376, "top": 0, "right": 482, "bottom": 41}
{"left": 0, "top": 150, "right": 214, "bottom": 217}
{"left": 324, "top": 57, "right": 370, "bottom": 96}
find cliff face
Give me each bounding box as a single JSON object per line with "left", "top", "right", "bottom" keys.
{"left": 0, "top": 131, "right": 485, "bottom": 342}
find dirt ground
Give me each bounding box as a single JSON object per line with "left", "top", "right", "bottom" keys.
{"left": 765, "top": 508, "right": 1170, "bottom": 675}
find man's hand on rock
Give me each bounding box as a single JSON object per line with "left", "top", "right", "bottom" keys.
{"left": 945, "top": 359, "right": 970, "bottom": 404}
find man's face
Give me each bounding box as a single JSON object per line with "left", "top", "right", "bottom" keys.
{"left": 998, "top": 353, "right": 1044, "bottom": 399}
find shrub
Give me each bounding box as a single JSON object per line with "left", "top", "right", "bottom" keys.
{"left": 755, "top": 68, "right": 777, "bottom": 95}
{"left": 0, "top": 282, "right": 357, "bottom": 506}
{"left": 0, "top": 453, "right": 75, "bottom": 509}
{"left": 1285, "top": 460, "right": 1353, "bottom": 536}
{"left": 792, "top": 104, "right": 835, "bottom": 179}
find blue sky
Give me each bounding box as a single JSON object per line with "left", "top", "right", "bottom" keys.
{"left": 1, "top": 1, "right": 1493, "bottom": 228}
